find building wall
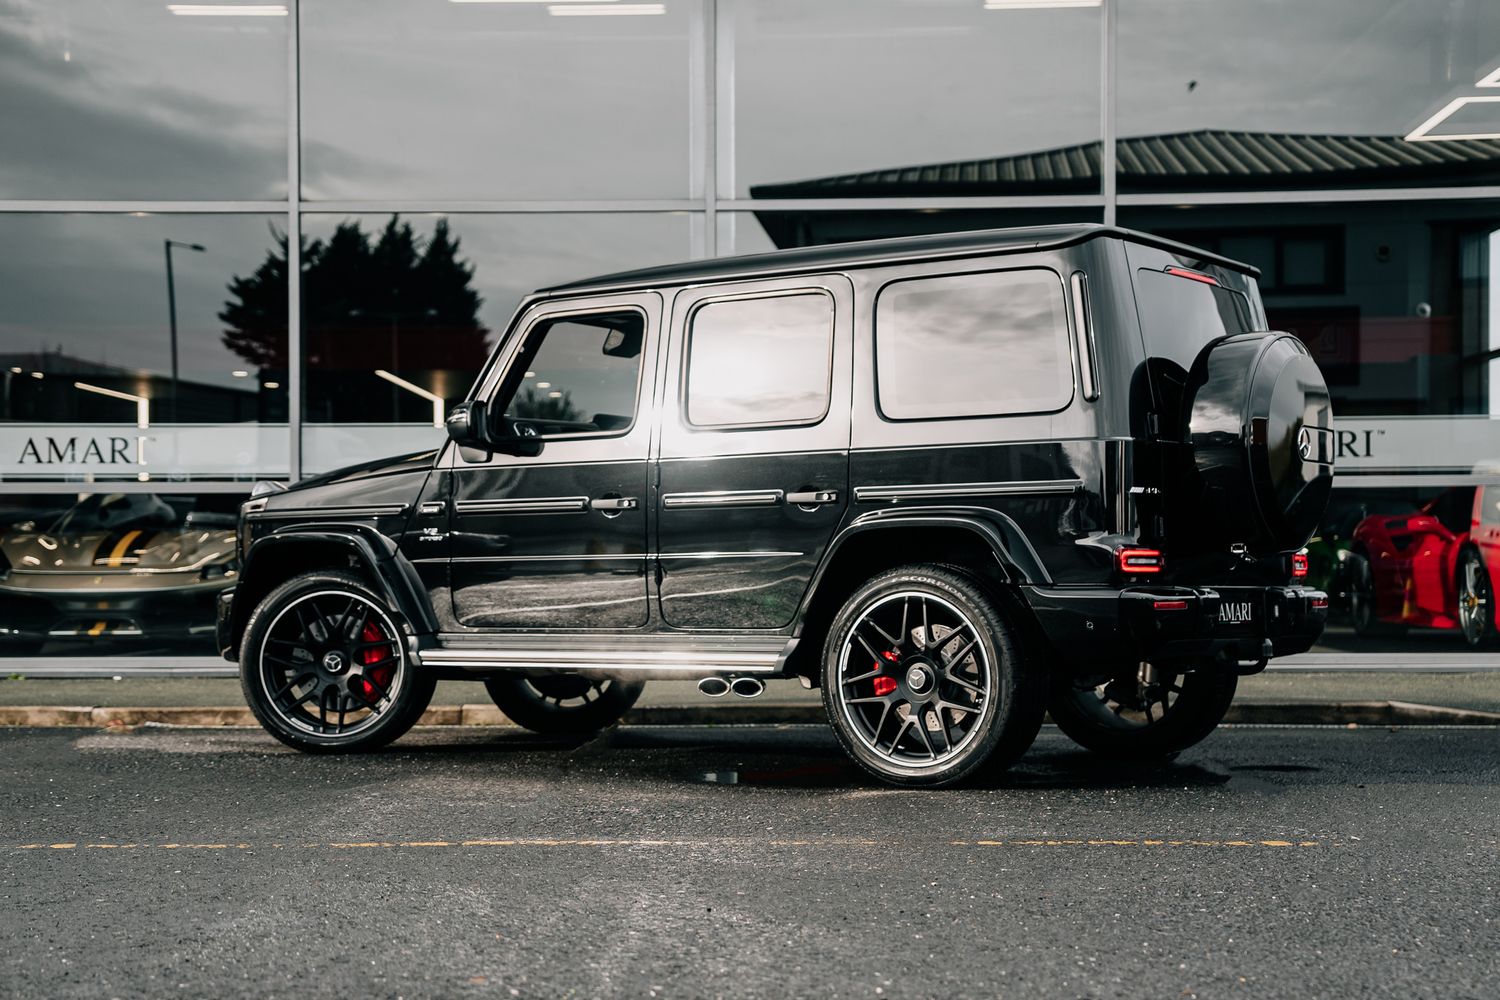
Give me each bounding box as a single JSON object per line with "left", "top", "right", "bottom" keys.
{"left": 1, "top": 0, "right": 1498, "bottom": 659}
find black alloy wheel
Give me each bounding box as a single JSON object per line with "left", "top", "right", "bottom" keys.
{"left": 1047, "top": 661, "right": 1237, "bottom": 758}
{"left": 821, "top": 565, "right": 1044, "bottom": 787}
{"left": 1457, "top": 548, "right": 1494, "bottom": 649}
{"left": 240, "top": 571, "right": 434, "bottom": 752}
{"left": 483, "top": 674, "right": 645, "bottom": 734}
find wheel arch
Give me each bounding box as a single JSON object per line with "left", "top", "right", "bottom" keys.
{"left": 227, "top": 525, "right": 436, "bottom": 660}
{"left": 785, "top": 511, "right": 1048, "bottom": 684}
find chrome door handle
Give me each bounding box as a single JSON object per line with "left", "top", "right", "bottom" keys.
{"left": 786, "top": 490, "right": 839, "bottom": 507}
{"left": 590, "top": 497, "right": 639, "bottom": 512}
{"left": 417, "top": 501, "right": 446, "bottom": 516}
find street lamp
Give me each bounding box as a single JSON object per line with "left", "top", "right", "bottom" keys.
{"left": 163, "top": 239, "right": 206, "bottom": 423}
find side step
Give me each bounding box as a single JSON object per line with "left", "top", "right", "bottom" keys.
{"left": 417, "top": 632, "right": 793, "bottom": 677}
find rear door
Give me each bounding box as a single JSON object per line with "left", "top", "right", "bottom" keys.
{"left": 654, "top": 275, "right": 853, "bottom": 629}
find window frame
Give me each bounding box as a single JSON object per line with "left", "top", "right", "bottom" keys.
{"left": 678, "top": 287, "right": 838, "bottom": 433}
{"left": 486, "top": 303, "right": 650, "bottom": 444}
{"left": 872, "top": 265, "right": 1076, "bottom": 423}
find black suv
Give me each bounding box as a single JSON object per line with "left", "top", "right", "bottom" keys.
{"left": 218, "top": 224, "right": 1333, "bottom": 787}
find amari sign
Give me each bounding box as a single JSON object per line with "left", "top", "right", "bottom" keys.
{"left": 0, "top": 425, "right": 289, "bottom": 479}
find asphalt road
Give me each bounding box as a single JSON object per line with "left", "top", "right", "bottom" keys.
{"left": 1, "top": 724, "right": 1496, "bottom": 1000}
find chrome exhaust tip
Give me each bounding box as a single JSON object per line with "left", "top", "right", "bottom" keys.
{"left": 730, "top": 676, "right": 765, "bottom": 699}
{"left": 698, "top": 676, "right": 731, "bottom": 698}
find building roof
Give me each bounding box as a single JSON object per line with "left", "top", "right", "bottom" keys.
{"left": 748, "top": 130, "right": 1500, "bottom": 197}
{"left": 541, "top": 224, "right": 1254, "bottom": 297}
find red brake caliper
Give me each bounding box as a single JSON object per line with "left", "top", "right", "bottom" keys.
{"left": 873, "top": 649, "right": 899, "bottom": 697}
{"left": 357, "top": 620, "right": 394, "bottom": 703}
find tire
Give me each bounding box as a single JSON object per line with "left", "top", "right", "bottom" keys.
{"left": 1048, "top": 662, "right": 1237, "bottom": 758}
{"left": 240, "top": 571, "right": 435, "bottom": 753}
{"left": 820, "top": 564, "right": 1045, "bottom": 788}
{"left": 1347, "top": 550, "right": 1404, "bottom": 638}
{"left": 484, "top": 675, "right": 645, "bottom": 734}
{"left": 1457, "top": 547, "right": 1495, "bottom": 650}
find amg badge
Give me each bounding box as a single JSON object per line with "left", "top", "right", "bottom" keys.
{"left": 1219, "top": 601, "right": 1255, "bottom": 624}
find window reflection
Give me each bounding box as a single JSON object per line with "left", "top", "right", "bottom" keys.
{"left": 0, "top": 0, "right": 287, "bottom": 199}
{"left": 685, "top": 293, "right": 833, "bottom": 428}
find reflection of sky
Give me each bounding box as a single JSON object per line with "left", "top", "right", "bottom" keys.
{"left": 0, "top": 0, "right": 288, "bottom": 198}
{"left": 876, "top": 271, "right": 1070, "bottom": 419}
{"left": 687, "top": 294, "right": 832, "bottom": 425}
{"left": 0, "top": 213, "right": 286, "bottom": 389}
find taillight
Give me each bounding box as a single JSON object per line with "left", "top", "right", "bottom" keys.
{"left": 1153, "top": 599, "right": 1188, "bottom": 611}
{"left": 1291, "top": 553, "right": 1309, "bottom": 579}
{"left": 1311, "top": 596, "right": 1328, "bottom": 610}
{"left": 1117, "top": 547, "right": 1164, "bottom": 574}
{"left": 1165, "top": 265, "right": 1220, "bottom": 286}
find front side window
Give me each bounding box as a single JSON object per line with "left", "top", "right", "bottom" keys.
{"left": 875, "top": 268, "right": 1073, "bottom": 420}
{"left": 495, "top": 310, "right": 644, "bottom": 438}
{"left": 685, "top": 292, "right": 834, "bottom": 429}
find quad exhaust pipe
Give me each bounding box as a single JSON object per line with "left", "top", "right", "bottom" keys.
{"left": 697, "top": 676, "right": 765, "bottom": 699}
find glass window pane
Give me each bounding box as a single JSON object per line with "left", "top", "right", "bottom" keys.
{"left": 730, "top": 0, "right": 1101, "bottom": 199}
{"left": 0, "top": 0, "right": 287, "bottom": 199}
{"left": 0, "top": 489, "right": 242, "bottom": 657}
{"left": 299, "top": 212, "right": 694, "bottom": 473}
{"left": 1118, "top": 0, "right": 1500, "bottom": 192}
{"left": 300, "top": 1, "right": 696, "bottom": 200}
{"left": 502, "top": 312, "right": 644, "bottom": 438}
{"left": 875, "top": 268, "right": 1073, "bottom": 421}
{"left": 0, "top": 213, "right": 289, "bottom": 484}
{"left": 686, "top": 293, "right": 833, "bottom": 428}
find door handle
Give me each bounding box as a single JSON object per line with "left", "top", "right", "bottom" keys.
{"left": 590, "top": 496, "right": 639, "bottom": 512}
{"left": 417, "top": 501, "right": 446, "bottom": 516}
{"left": 786, "top": 490, "right": 839, "bottom": 507}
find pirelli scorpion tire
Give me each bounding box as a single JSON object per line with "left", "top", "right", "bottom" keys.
{"left": 1179, "top": 332, "right": 1335, "bottom": 554}
{"left": 240, "top": 571, "right": 435, "bottom": 753}
{"left": 1047, "top": 662, "right": 1237, "bottom": 759}
{"left": 483, "top": 675, "right": 645, "bottom": 734}
{"left": 821, "top": 565, "right": 1046, "bottom": 788}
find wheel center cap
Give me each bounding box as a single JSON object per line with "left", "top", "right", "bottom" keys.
{"left": 321, "top": 650, "right": 347, "bottom": 674}
{"left": 905, "top": 664, "right": 932, "bottom": 694}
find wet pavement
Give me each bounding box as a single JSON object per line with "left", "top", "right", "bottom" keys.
{"left": 0, "top": 724, "right": 1496, "bottom": 998}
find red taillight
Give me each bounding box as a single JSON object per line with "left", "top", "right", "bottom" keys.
{"left": 1117, "top": 547, "right": 1164, "bottom": 574}
{"left": 1153, "top": 599, "right": 1188, "bottom": 611}
{"left": 1291, "top": 553, "right": 1309, "bottom": 578}
{"left": 1165, "top": 265, "right": 1220, "bottom": 286}
{"left": 1311, "top": 596, "right": 1328, "bottom": 610}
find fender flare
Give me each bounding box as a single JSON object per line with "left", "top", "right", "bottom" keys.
{"left": 795, "top": 505, "right": 1053, "bottom": 626}
{"left": 232, "top": 523, "right": 438, "bottom": 647}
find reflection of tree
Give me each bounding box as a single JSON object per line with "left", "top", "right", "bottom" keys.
{"left": 510, "top": 385, "right": 581, "bottom": 423}
{"left": 220, "top": 217, "right": 489, "bottom": 421}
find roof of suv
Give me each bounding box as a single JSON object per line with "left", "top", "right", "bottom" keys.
{"left": 540, "top": 223, "right": 1257, "bottom": 297}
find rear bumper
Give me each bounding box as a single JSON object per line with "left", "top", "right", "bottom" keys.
{"left": 1024, "top": 584, "right": 1328, "bottom": 667}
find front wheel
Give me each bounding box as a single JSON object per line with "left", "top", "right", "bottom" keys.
{"left": 1047, "top": 662, "right": 1236, "bottom": 758}
{"left": 240, "top": 571, "right": 435, "bottom": 753}
{"left": 820, "top": 565, "right": 1045, "bottom": 788}
{"left": 1457, "top": 548, "right": 1495, "bottom": 649}
{"left": 483, "top": 675, "right": 644, "bottom": 734}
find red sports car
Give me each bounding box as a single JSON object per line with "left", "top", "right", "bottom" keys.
{"left": 1345, "top": 485, "right": 1498, "bottom": 647}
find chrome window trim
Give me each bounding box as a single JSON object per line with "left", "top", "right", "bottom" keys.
{"left": 1070, "top": 271, "right": 1100, "bottom": 402}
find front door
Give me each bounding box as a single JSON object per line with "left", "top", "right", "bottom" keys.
{"left": 655, "top": 275, "right": 853, "bottom": 629}
{"left": 449, "top": 294, "right": 659, "bottom": 630}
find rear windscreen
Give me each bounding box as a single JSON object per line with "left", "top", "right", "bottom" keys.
{"left": 1134, "top": 268, "right": 1260, "bottom": 374}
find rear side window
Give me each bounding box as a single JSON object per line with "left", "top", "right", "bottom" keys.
{"left": 1133, "top": 268, "right": 1259, "bottom": 374}
{"left": 685, "top": 292, "right": 834, "bottom": 429}
{"left": 875, "top": 268, "right": 1072, "bottom": 420}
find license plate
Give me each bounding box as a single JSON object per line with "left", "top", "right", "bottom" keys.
{"left": 1218, "top": 599, "right": 1257, "bottom": 628}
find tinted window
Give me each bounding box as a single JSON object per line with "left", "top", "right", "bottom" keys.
{"left": 498, "top": 311, "right": 644, "bottom": 438}
{"left": 685, "top": 293, "right": 834, "bottom": 428}
{"left": 1133, "top": 268, "right": 1259, "bottom": 374}
{"left": 875, "top": 269, "right": 1072, "bottom": 420}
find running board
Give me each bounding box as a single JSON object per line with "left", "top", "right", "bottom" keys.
{"left": 417, "top": 633, "right": 794, "bottom": 677}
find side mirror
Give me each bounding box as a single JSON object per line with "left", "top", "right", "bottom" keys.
{"left": 445, "top": 400, "right": 490, "bottom": 448}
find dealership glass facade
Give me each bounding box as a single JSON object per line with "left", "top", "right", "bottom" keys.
{"left": 1, "top": 0, "right": 1498, "bottom": 661}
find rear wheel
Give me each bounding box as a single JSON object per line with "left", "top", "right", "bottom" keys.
{"left": 821, "top": 564, "right": 1044, "bottom": 788}
{"left": 483, "top": 675, "right": 644, "bottom": 734}
{"left": 1348, "top": 551, "right": 1403, "bottom": 637}
{"left": 1048, "top": 661, "right": 1236, "bottom": 758}
{"left": 240, "top": 571, "right": 434, "bottom": 753}
{"left": 1457, "top": 548, "right": 1495, "bottom": 649}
